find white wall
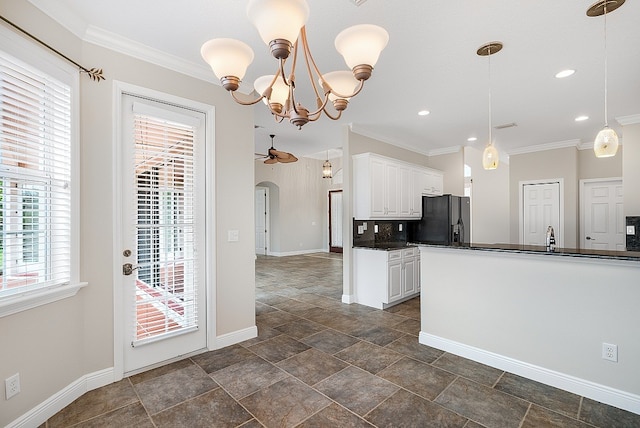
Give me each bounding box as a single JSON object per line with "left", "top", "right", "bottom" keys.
{"left": 0, "top": 1, "right": 255, "bottom": 425}
{"left": 428, "top": 149, "right": 465, "bottom": 196}
{"left": 419, "top": 246, "right": 640, "bottom": 413}
{"left": 255, "top": 157, "right": 332, "bottom": 255}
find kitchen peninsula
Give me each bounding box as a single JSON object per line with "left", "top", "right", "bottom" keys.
{"left": 418, "top": 243, "right": 640, "bottom": 414}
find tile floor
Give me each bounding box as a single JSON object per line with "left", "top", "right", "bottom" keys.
{"left": 43, "top": 252, "right": 640, "bottom": 427}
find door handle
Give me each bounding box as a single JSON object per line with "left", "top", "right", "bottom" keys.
{"left": 122, "top": 263, "right": 139, "bottom": 276}
{"left": 586, "top": 236, "right": 594, "bottom": 241}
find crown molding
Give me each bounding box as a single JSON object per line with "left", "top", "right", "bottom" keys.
{"left": 507, "top": 139, "right": 581, "bottom": 156}
{"left": 616, "top": 114, "right": 640, "bottom": 126}
{"left": 83, "top": 25, "right": 214, "bottom": 84}
{"left": 349, "top": 124, "right": 432, "bottom": 157}
{"left": 28, "top": 0, "right": 87, "bottom": 39}
{"left": 428, "top": 146, "right": 462, "bottom": 156}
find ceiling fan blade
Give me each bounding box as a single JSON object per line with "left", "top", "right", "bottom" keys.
{"left": 264, "top": 157, "right": 278, "bottom": 164}
{"left": 269, "top": 148, "right": 289, "bottom": 158}
{"left": 278, "top": 154, "right": 298, "bottom": 163}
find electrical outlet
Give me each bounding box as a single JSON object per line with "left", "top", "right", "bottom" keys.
{"left": 5, "top": 373, "right": 20, "bottom": 400}
{"left": 602, "top": 343, "right": 618, "bottom": 362}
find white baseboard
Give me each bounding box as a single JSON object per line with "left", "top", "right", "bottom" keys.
{"left": 267, "top": 249, "right": 326, "bottom": 257}
{"left": 7, "top": 368, "right": 115, "bottom": 428}
{"left": 215, "top": 325, "right": 257, "bottom": 349}
{"left": 342, "top": 294, "right": 355, "bottom": 304}
{"left": 419, "top": 332, "right": 640, "bottom": 415}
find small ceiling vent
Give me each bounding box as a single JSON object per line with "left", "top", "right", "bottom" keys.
{"left": 494, "top": 122, "right": 518, "bottom": 130}
{"left": 350, "top": 0, "right": 368, "bottom": 5}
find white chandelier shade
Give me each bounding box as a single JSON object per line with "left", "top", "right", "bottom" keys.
{"left": 200, "top": 38, "right": 254, "bottom": 85}
{"left": 254, "top": 75, "right": 289, "bottom": 106}
{"left": 320, "top": 71, "right": 360, "bottom": 102}
{"left": 335, "top": 24, "right": 389, "bottom": 72}
{"left": 247, "top": 0, "right": 309, "bottom": 46}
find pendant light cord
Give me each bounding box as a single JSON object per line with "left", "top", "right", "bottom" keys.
{"left": 603, "top": 3, "right": 609, "bottom": 127}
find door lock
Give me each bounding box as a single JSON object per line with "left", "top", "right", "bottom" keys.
{"left": 122, "top": 263, "right": 139, "bottom": 276}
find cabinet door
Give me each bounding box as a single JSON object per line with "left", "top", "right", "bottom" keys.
{"left": 416, "top": 256, "right": 421, "bottom": 292}
{"left": 388, "top": 261, "right": 402, "bottom": 303}
{"left": 403, "top": 257, "right": 417, "bottom": 296}
{"left": 385, "top": 162, "right": 399, "bottom": 216}
{"left": 399, "top": 165, "right": 412, "bottom": 217}
{"left": 431, "top": 172, "right": 444, "bottom": 195}
{"left": 411, "top": 169, "right": 425, "bottom": 217}
{"left": 370, "top": 158, "right": 386, "bottom": 217}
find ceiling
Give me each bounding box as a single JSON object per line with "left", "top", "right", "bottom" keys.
{"left": 28, "top": 0, "right": 640, "bottom": 160}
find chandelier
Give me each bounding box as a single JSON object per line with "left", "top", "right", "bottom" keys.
{"left": 200, "top": 0, "right": 388, "bottom": 129}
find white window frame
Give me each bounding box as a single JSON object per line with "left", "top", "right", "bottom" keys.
{"left": 0, "top": 25, "right": 86, "bottom": 317}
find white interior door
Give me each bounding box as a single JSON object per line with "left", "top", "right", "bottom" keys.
{"left": 582, "top": 179, "right": 624, "bottom": 250}
{"left": 255, "top": 187, "right": 268, "bottom": 255}
{"left": 522, "top": 182, "right": 561, "bottom": 247}
{"left": 329, "top": 190, "right": 343, "bottom": 252}
{"left": 120, "top": 94, "right": 207, "bottom": 374}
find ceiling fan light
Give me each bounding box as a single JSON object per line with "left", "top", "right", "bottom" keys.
{"left": 247, "top": 0, "right": 309, "bottom": 47}
{"left": 200, "top": 38, "right": 254, "bottom": 84}
{"left": 320, "top": 70, "right": 359, "bottom": 101}
{"left": 593, "top": 126, "right": 619, "bottom": 157}
{"left": 254, "top": 75, "right": 289, "bottom": 106}
{"left": 335, "top": 24, "right": 389, "bottom": 72}
{"left": 482, "top": 143, "right": 499, "bottom": 170}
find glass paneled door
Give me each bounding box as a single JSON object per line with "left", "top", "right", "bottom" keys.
{"left": 120, "top": 94, "right": 207, "bottom": 374}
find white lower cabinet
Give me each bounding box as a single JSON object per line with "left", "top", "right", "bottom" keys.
{"left": 354, "top": 247, "right": 420, "bottom": 309}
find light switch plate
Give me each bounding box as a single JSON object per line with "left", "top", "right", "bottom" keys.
{"left": 627, "top": 225, "right": 635, "bottom": 235}
{"left": 357, "top": 225, "right": 364, "bottom": 235}
{"left": 374, "top": 225, "right": 379, "bottom": 233}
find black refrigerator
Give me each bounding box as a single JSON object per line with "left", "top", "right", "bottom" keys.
{"left": 409, "top": 195, "right": 470, "bottom": 245}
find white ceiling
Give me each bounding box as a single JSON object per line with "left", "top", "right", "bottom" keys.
{"left": 29, "top": 0, "right": 640, "bottom": 160}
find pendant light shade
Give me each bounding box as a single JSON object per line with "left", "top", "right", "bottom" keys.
{"left": 200, "top": 38, "right": 254, "bottom": 91}
{"left": 320, "top": 71, "right": 359, "bottom": 101}
{"left": 254, "top": 75, "right": 289, "bottom": 106}
{"left": 247, "top": 0, "right": 309, "bottom": 46}
{"left": 482, "top": 144, "right": 499, "bottom": 170}
{"left": 593, "top": 126, "right": 619, "bottom": 157}
{"left": 335, "top": 24, "right": 389, "bottom": 80}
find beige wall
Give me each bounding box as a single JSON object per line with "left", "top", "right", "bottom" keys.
{"left": 578, "top": 146, "right": 623, "bottom": 180}
{"left": 255, "top": 157, "right": 332, "bottom": 254}
{"left": 623, "top": 122, "right": 640, "bottom": 215}
{"left": 0, "top": 1, "right": 255, "bottom": 425}
{"left": 509, "top": 147, "right": 579, "bottom": 248}
{"left": 428, "top": 150, "right": 465, "bottom": 196}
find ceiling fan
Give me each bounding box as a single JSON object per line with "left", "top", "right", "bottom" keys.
{"left": 255, "top": 134, "right": 298, "bottom": 164}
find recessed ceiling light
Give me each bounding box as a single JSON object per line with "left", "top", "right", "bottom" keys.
{"left": 555, "top": 69, "right": 576, "bottom": 78}
{"left": 467, "top": 137, "right": 477, "bottom": 142}
{"left": 575, "top": 115, "right": 589, "bottom": 122}
{"left": 418, "top": 110, "right": 430, "bottom": 116}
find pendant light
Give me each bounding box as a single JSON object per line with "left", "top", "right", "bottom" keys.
{"left": 477, "top": 42, "right": 503, "bottom": 170}
{"left": 322, "top": 149, "right": 332, "bottom": 179}
{"left": 588, "top": 0, "right": 624, "bottom": 158}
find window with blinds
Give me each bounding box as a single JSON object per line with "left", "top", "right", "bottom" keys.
{"left": 0, "top": 49, "right": 72, "bottom": 298}
{"left": 132, "top": 111, "right": 198, "bottom": 346}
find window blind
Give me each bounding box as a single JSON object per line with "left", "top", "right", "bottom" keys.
{"left": 132, "top": 112, "right": 199, "bottom": 346}
{"left": 0, "top": 50, "right": 72, "bottom": 297}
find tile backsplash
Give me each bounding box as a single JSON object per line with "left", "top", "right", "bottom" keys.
{"left": 353, "top": 219, "right": 408, "bottom": 246}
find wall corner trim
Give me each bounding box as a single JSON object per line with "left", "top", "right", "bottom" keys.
{"left": 214, "top": 326, "right": 258, "bottom": 349}
{"left": 7, "top": 368, "right": 114, "bottom": 428}
{"left": 419, "top": 332, "right": 640, "bottom": 415}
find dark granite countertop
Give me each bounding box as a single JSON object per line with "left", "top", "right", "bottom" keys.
{"left": 353, "top": 242, "right": 417, "bottom": 251}
{"left": 412, "top": 242, "right": 640, "bottom": 261}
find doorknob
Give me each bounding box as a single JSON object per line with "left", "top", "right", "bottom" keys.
{"left": 586, "top": 236, "right": 594, "bottom": 241}
{"left": 122, "top": 263, "right": 139, "bottom": 276}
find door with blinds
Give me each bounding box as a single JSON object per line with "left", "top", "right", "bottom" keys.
{"left": 121, "top": 94, "right": 207, "bottom": 374}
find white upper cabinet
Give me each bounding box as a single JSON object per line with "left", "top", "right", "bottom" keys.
{"left": 353, "top": 153, "right": 443, "bottom": 219}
